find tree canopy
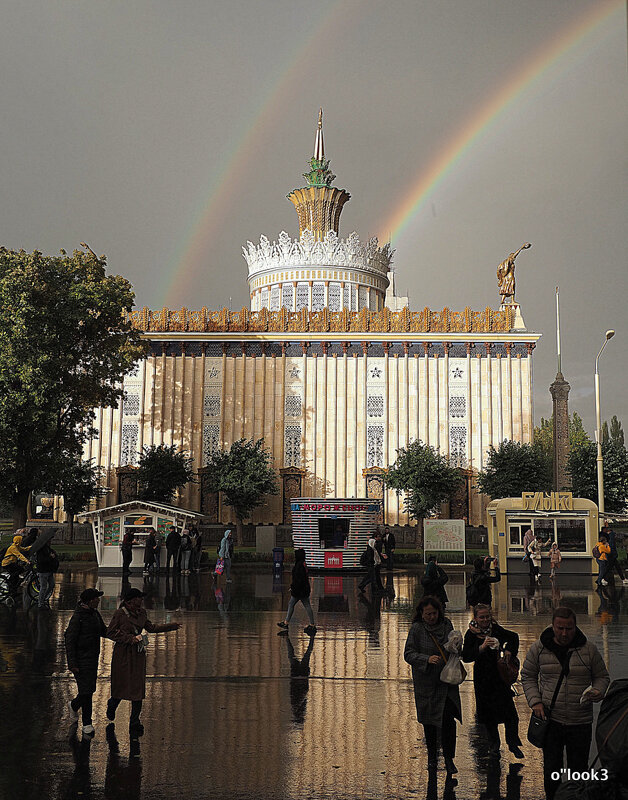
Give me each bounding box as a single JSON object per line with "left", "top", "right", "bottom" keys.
{"left": 568, "top": 438, "right": 628, "bottom": 513}
{"left": 137, "top": 444, "right": 196, "bottom": 503}
{"left": 384, "top": 440, "right": 462, "bottom": 523}
{"left": 203, "top": 438, "right": 279, "bottom": 544}
{"left": 0, "top": 246, "right": 145, "bottom": 526}
{"left": 533, "top": 411, "right": 591, "bottom": 458}
{"left": 476, "top": 439, "right": 552, "bottom": 500}
{"left": 43, "top": 458, "right": 108, "bottom": 542}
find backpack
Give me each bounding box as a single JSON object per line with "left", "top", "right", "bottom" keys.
{"left": 180, "top": 535, "right": 191, "bottom": 552}
{"left": 466, "top": 574, "right": 481, "bottom": 607}
{"left": 359, "top": 548, "right": 370, "bottom": 567}
{"left": 592, "top": 544, "right": 601, "bottom": 560}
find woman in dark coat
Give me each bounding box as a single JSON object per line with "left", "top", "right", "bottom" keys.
{"left": 105, "top": 588, "right": 181, "bottom": 736}
{"left": 462, "top": 603, "right": 523, "bottom": 758}
{"left": 64, "top": 588, "right": 107, "bottom": 735}
{"left": 404, "top": 596, "right": 462, "bottom": 775}
{"left": 468, "top": 556, "right": 501, "bottom": 606}
{"left": 421, "top": 556, "right": 449, "bottom": 606}
{"left": 143, "top": 529, "right": 157, "bottom": 574}
{"left": 277, "top": 548, "right": 316, "bottom": 634}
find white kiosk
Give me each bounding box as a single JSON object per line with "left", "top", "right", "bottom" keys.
{"left": 79, "top": 501, "right": 203, "bottom": 573}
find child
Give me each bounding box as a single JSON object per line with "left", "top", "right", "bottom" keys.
{"left": 549, "top": 542, "right": 562, "bottom": 579}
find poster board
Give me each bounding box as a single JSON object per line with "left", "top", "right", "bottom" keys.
{"left": 103, "top": 517, "right": 121, "bottom": 547}
{"left": 423, "top": 519, "right": 466, "bottom": 565}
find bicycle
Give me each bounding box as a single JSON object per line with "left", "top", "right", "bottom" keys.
{"left": 0, "top": 563, "right": 39, "bottom": 605}
{"left": 0, "top": 573, "right": 15, "bottom": 607}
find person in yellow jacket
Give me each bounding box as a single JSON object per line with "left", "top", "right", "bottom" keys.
{"left": 594, "top": 535, "right": 611, "bottom": 586}
{"left": 2, "top": 533, "right": 32, "bottom": 594}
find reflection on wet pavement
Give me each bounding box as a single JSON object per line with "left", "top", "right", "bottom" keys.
{"left": 0, "top": 565, "right": 626, "bottom": 799}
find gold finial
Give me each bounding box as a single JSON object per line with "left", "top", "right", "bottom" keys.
{"left": 314, "top": 108, "right": 325, "bottom": 160}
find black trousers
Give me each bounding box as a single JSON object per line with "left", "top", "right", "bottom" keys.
{"left": 607, "top": 556, "right": 625, "bottom": 580}
{"left": 109, "top": 697, "right": 143, "bottom": 727}
{"left": 166, "top": 549, "right": 178, "bottom": 572}
{"left": 422, "top": 698, "right": 457, "bottom": 761}
{"left": 542, "top": 720, "right": 592, "bottom": 800}
{"left": 484, "top": 705, "right": 522, "bottom": 749}
{"left": 71, "top": 693, "right": 93, "bottom": 726}
{"left": 121, "top": 548, "right": 132, "bottom": 573}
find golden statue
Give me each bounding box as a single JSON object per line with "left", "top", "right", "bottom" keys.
{"left": 497, "top": 243, "right": 531, "bottom": 303}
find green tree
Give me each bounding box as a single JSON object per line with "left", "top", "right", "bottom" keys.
{"left": 602, "top": 415, "right": 624, "bottom": 447}
{"left": 203, "top": 438, "right": 279, "bottom": 545}
{"left": 0, "top": 246, "right": 145, "bottom": 527}
{"left": 384, "top": 440, "right": 462, "bottom": 529}
{"left": 476, "top": 440, "right": 552, "bottom": 499}
{"left": 533, "top": 412, "right": 591, "bottom": 461}
{"left": 137, "top": 444, "right": 196, "bottom": 503}
{"left": 568, "top": 438, "right": 628, "bottom": 513}
{"left": 44, "top": 458, "right": 108, "bottom": 543}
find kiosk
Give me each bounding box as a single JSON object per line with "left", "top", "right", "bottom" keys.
{"left": 290, "top": 498, "right": 381, "bottom": 569}
{"left": 79, "top": 501, "right": 203, "bottom": 573}
{"left": 487, "top": 492, "right": 598, "bottom": 574}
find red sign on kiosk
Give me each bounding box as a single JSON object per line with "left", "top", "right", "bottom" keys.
{"left": 324, "top": 551, "right": 343, "bottom": 569}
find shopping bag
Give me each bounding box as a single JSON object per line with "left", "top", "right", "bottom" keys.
{"left": 215, "top": 557, "right": 225, "bottom": 575}
{"left": 440, "top": 654, "right": 467, "bottom": 685}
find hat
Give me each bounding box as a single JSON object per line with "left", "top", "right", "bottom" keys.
{"left": 124, "top": 588, "right": 147, "bottom": 601}
{"left": 80, "top": 588, "right": 104, "bottom": 603}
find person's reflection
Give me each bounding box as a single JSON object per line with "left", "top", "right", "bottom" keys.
{"left": 551, "top": 576, "right": 562, "bottom": 609}
{"left": 284, "top": 632, "right": 315, "bottom": 726}
{"left": 104, "top": 723, "right": 142, "bottom": 799}
{"left": 383, "top": 572, "right": 396, "bottom": 608}
{"left": 358, "top": 588, "right": 382, "bottom": 647}
{"left": 596, "top": 583, "right": 619, "bottom": 623}
{"left": 188, "top": 572, "right": 201, "bottom": 611}
{"left": 214, "top": 580, "right": 231, "bottom": 620}
{"left": 64, "top": 726, "right": 93, "bottom": 799}
{"left": 470, "top": 722, "right": 523, "bottom": 800}
{"left": 32, "top": 606, "right": 52, "bottom": 672}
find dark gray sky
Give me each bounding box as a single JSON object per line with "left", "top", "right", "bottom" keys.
{"left": 1, "top": 0, "right": 625, "bottom": 436}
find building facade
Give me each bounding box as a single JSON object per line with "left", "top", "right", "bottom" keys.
{"left": 85, "top": 115, "right": 540, "bottom": 528}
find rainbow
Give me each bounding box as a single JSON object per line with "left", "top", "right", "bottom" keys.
{"left": 163, "top": 0, "right": 364, "bottom": 308}
{"left": 380, "top": 0, "right": 623, "bottom": 244}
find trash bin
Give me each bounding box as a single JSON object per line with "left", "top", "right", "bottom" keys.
{"left": 272, "top": 547, "right": 284, "bottom": 568}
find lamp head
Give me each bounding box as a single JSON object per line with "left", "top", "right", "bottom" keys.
{"left": 605, "top": 330, "right": 615, "bottom": 340}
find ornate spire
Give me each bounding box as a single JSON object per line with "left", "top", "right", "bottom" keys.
{"left": 313, "top": 108, "right": 324, "bottom": 160}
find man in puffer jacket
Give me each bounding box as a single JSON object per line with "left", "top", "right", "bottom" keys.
{"left": 521, "top": 606, "right": 610, "bottom": 800}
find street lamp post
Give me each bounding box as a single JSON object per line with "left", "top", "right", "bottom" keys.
{"left": 595, "top": 329, "right": 615, "bottom": 529}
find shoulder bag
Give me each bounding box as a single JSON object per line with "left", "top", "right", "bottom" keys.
{"left": 527, "top": 652, "right": 572, "bottom": 748}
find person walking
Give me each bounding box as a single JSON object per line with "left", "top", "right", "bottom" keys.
{"left": 165, "top": 526, "right": 181, "bottom": 574}
{"left": 65, "top": 588, "right": 107, "bottom": 735}
{"left": 218, "top": 529, "right": 233, "bottom": 582}
{"left": 143, "top": 529, "right": 157, "bottom": 576}
{"left": 120, "top": 530, "right": 135, "bottom": 575}
{"left": 593, "top": 534, "right": 611, "bottom": 586}
{"left": 358, "top": 535, "right": 383, "bottom": 593}
{"left": 404, "top": 596, "right": 462, "bottom": 775}
{"left": 462, "top": 603, "right": 523, "bottom": 758}
{"left": 35, "top": 540, "right": 59, "bottom": 609}
{"left": 467, "top": 556, "right": 501, "bottom": 608}
{"left": 191, "top": 525, "right": 203, "bottom": 572}
{"left": 421, "top": 555, "right": 449, "bottom": 607}
{"left": 601, "top": 520, "right": 628, "bottom": 584}
{"left": 383, "top": 526, "right": 396, "bottom": 570}
{"left": 277, "top": 548, "right": 316, "bottom": 635}
{"left": 179, "top": 528, "right": 193, "bottom": 574}
{"left": 152, "top": 530, "right": 162, "bottom": 573}
{"left": 105, "top": 588, "right": 181, "bottom": 737}
{"left": 522, "top": 528, "right": 535, "bottom": 580}
{"left": 521, "top": 606, "right": 610, "bottom": 800}
{"left": 527, "top": 535, "right": 544, "bottom": 583}
{"left": 549, "top": 543, "right": 562, "bottom": 579}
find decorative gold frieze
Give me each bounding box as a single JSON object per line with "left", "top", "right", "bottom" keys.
{"left": 127, "top": 305, "right": 516, "bottom": 334}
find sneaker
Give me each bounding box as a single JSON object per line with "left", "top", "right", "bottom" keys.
{"left": 68, "top": 701, "right": 79, "bottom": 722}
{"left": 622, "top": 578, "right": 628, "bottom": 585}
{"left": 601, "top": 579, "right": 608, "bottom": 586}
{"left": 277, "top": 621, "right": 288, "bottom": 629}
{"left": 304, "top": 625, "right": 317, "bottom": 635}
{"left": 82, "top": 724, "right": 95, "bottom": 735}
{"left": 106, "top": 699, "right": 116, "bottom": 721}
{"left": 226, "top": 579, "right": 232, "bottom": 583}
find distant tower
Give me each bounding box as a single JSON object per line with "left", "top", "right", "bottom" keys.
{"left": 286, "top": 108, "right": 351, "bottom": 240}
{"left": 243, "top": 110, "right": 392, "bottom": 313}
{"left": 550, "top": 287, "right": 571, "bottom": 490}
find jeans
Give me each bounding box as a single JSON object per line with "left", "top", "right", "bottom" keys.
{"left": 285, "top": 595, "right": 315, "bottom": 625}
{"left": 154, "top": 549, "right": 161, "bottom": 572}
{"left": 596, "top": 560, "right": 609, "bottom": 584}
{"left": 542, "top": 720, "right": 592, "bottom": 800}
{"left": 38, "top": 572, "right": 54, "bottom": 607}
{"left": 71, "top": 693, "right": 93, "bottom": 726}
{"left": 223, "top": 556, "right": 231, "bottom": 580}
{"left": 180, "top": 551, "right": 191, "bottom": 571}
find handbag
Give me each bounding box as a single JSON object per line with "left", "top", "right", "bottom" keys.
{"left": 496, "top": 652, "right": 520, "bottom": 686}
{"left": 215, "top": 557, "right": 225, "bottom": 575}
{"left": 527, "top": 652, "right": 572, "bottom": 748}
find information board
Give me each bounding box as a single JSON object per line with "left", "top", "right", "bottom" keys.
{"left": 423, "top": 519, "right": 466, "bottom": 565}
{"left": 103, "top": 517, "right": 121, "bottom": 547}
{"left": 157, "top": 517, "right": 173, "bottom": 538}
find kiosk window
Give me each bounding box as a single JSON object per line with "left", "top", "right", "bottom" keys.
{"left": 556, "top": 518, "right": 586, "bottom": 553}
{"left": 534, "top": 521, "right": 555, "bottom": 546}
{"left": 318, "top": 518, "right": 349, "bottom": 549}
{"left": 508, "top": 520, "right": 531, "bottom": 548}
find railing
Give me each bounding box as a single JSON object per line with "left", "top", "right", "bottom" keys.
{"left": 127, "top": 305, "right": 515, "bottom": 334}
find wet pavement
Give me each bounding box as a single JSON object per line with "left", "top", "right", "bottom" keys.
{"left": 0, "top": 565, "right": 626, "bottom": 800}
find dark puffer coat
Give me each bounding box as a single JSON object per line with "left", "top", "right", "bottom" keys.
{"left": 290, "top": 549, "right": 311, "bottom": 599}
{"left": 64, "top": 604, "right": 108, "bottom": 694}
{"left": 462, "top": 621, "right": 519, "bottom": 725}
